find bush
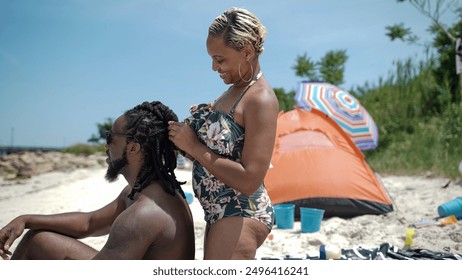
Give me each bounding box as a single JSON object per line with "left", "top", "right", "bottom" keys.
{"left": 359, "top": 58, "right": 462, "bottom": 179}
{"left": 62, "top": 143, "right": 105, "bottom": 156}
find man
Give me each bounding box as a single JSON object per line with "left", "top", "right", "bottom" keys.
{"left": 0, "top": 101, "right": 195, "bottom": 260}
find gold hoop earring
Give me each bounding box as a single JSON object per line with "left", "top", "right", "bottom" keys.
{"left": 238, "top": 60, "right": 254, "bottom": 83}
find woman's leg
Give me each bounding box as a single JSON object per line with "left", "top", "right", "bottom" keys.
{"left": 203, "top": 217, "right": 269, "bottom": 260}
{"left": 12, "top": 230, "right": 98, "bottom": 260}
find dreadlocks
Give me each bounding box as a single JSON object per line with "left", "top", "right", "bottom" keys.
{"left": 123, "top": 101, "right": 185, "bottom": 200}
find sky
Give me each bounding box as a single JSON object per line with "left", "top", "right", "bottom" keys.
{"left": 0, "top": 0, "right": 458, "bottom": 148}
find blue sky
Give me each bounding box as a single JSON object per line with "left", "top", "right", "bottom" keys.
{"left": 0, "top": 0, "right": 458, "bottom": 147}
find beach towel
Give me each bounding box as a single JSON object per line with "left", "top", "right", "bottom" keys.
{"left": 259, "top": 243, "right": 462, "bottom": 260}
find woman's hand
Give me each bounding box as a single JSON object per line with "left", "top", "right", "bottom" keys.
{"left": 167, "top": 121, "right": 199, "bottom": 157}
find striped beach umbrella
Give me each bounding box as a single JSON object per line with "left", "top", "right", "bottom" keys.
{"left": 294, "top": 82, "right": 378, "bottom": 150}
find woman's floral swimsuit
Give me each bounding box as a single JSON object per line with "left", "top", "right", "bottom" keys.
{"left": 186, "top": 81, "right": 274, "bottom": 231}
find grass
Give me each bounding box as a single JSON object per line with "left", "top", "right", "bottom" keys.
{"left": 356, "top": 58, "right": 462, "bottom": 179}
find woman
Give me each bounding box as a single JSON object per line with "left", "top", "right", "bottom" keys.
{"left": 168, "top": 7, "right": 278, "bottom": 259}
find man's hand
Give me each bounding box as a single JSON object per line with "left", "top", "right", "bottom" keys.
{"left": 0, "top": 217, "right": 26, "bottom": 260}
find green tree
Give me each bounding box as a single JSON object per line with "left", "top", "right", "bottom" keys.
{"left": 292, "top": 50, "right": 348, "bottom": 86}
{"left": 292, "top": 53, "right": 318, "bottom": 81}
{"left": 88, "top": 117, "right": 113, "bottom": 144}
{"left": 385, "top": 23, "right": 418, "bottom": 44}
{"left": 386, "top": 0, "right": 462, "bottom": 102}
{"left": 431, "top": 10, "right": 462, "bottom": 103}
{"left": 274, "top": 87, "right": 295, "bottom": 112}
{"left": 319, "top": 50, "right": 348, "bottom": 86}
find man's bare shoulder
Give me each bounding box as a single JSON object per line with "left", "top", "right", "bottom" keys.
{"left": 121, "top": 182, "right": 189, "bottom": 226}
{"left": 122, "top": 190, "right": 171, "bottom": 226}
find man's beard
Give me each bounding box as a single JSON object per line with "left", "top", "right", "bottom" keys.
{"left": 105, "top": 150, "right": 128, "bottom": 182}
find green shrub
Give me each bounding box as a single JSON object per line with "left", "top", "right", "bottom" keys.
{"left": 358, "top": 58, "right": 462, "bottom": 179}
{"left": 62, "top": 143, "right": 105, "bottom": 156}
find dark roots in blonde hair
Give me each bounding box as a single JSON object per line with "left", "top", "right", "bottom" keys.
{"left": 208, "top": 7, "right": 267, "bottom": 56}
{"left": 123, "top": 101, "right": 185, "bottom": 200}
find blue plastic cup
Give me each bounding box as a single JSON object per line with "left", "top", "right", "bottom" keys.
{"left": 300, "top": 207, "right": 325, "bottom": 233}
{"left": 273, "top": 204, "right": 295, "bottom": 229}
{"left": 438, "top": 197, "right": 462, "bottom": 219}
{"left": 184, "top": 192, "right": 194, "bottom": 204}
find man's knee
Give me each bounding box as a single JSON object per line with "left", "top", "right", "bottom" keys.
{"left": 18, "top": 229, "right": 45, "bottom": 245}
{"left": 12, "top": 230, "right": 49, "bottom": 259}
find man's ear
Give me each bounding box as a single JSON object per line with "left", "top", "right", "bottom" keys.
{"left": 128, "top": 142, "right": 141, "bottom": 155}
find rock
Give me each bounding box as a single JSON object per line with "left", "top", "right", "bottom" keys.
{"left": 0, "top": 151, "right": 106, "bottom": 180}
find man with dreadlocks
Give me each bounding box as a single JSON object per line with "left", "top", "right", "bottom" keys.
{"left": 0, "top": 101, "right": 195, "bottom": 260}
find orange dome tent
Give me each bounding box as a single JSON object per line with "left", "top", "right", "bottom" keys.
{"left": 264, "top": 108, "right": 393, "bottom": 219}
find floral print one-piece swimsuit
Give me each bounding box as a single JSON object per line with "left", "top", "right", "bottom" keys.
{"left": 186, "top": 78, "right": 274, "bottom": 232}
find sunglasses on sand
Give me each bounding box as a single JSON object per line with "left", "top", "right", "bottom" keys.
{"left": 105, "top": 130, "right": 135, "bottom": 145}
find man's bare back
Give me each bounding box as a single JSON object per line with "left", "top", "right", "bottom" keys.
{"left": 103, "top": 182, "right": 195, "bottom": 260}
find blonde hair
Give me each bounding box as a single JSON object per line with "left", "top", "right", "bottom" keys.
{"left": 208, "top": 7, "right": 267, "bottom": 56}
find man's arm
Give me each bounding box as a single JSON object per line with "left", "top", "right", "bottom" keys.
{"left": 0, "top": 187, "right": 127, "bottom": 258}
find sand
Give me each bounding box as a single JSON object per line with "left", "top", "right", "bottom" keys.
{"left": 0, "top": 167, "right": 461, "bottom": 260}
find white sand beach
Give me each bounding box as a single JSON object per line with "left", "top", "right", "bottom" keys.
{"left": 0, "top": 166, "right": 461, "bottom": 260}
